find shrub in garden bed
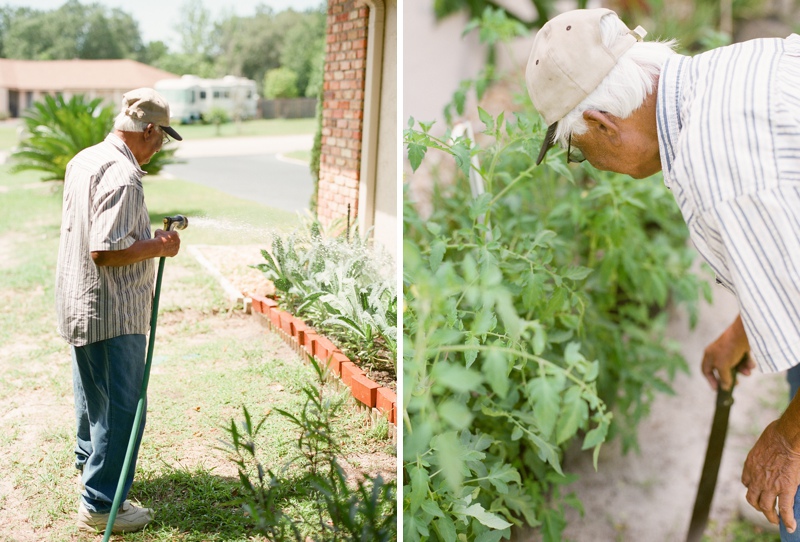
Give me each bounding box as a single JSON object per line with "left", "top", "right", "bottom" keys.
{"left": 253, "top": 219, "right": 397, "bottom": 388}
{"left": 403, "top": 8, "right": 711, "bottom": 541}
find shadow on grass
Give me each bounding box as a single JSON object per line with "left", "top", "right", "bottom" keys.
{"left": 129, "top": 466, "right": 256, "bottom": 540}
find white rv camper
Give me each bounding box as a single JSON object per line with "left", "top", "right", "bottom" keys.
{"left": 155, "top": 75, "right": 259, "bottom": 123}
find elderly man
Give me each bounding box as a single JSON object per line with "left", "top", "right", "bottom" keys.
{"left": 526, "top": 7, "right": 800, "bottom": 539}
{"left": 56, "top": 88, "right": 182, "bottom": 533}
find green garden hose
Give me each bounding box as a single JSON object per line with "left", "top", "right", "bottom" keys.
{"left": 102, "top": 215, "right": 187, "bottom": 540}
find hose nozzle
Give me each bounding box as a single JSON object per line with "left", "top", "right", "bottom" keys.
{"left": 163, "top": 215, "right": 189, "bottom": 231}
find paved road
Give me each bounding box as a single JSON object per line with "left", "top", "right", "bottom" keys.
{"left": 164, "top": 134, "right": 314, "bottom": 213}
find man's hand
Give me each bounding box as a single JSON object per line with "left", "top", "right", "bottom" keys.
{"left": 153, "top": 229, "right": 181, "bottom": 258}
{"left": 743, "top": 419, "right": 800, "bottom": 531}
{"left": 92, "top": 230, "right": 181, "bottom": 266}
{"left": 701, "top": 314, "right": 753, "bottom": 391}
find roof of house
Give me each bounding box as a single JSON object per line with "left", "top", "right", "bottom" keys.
{"left": 0, "top": 58, "right": 179, "bottom": 91}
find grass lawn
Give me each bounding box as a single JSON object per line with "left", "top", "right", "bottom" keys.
{"left": 0, "top": 165, "right": 395, "bottom": 541}
{"left": 0, "top": 120, "right": 20, "bottom": 150}
{"left": 283, "top": 150, "right": 311, "bottom": 163}
{"left": 171, "top": 118, "right": 316, "bottom": 140}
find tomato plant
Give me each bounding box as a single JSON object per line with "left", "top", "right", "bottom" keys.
{"left": 403, "top": 93, "right": 710, "bottom": 542}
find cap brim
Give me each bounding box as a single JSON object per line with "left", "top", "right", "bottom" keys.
{"left": 536, "top": 123, "right": 558, "bottom": 165}
{"left": 161, "top": 125, "right": 183, "bottom": 141}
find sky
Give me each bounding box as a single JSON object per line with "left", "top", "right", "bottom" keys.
{"left": 2, "top": 0, "right": 325, "bottom": 48}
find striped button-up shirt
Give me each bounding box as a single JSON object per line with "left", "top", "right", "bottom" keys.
{"left": 657, "top": 34, "right": 800, "bottom": 373}
{"left": 56, "top": 133, "right": 154, "bottom": 346}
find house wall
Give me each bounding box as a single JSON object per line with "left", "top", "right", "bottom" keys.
{"left": 317, "top": 0, "right": 370, "bottom": 227}
{"left": 366, "top": 0, "right": 397, "bottom": 257}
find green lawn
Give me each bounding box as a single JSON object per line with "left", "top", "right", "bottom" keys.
{"left": 0, "top": 165, "right": 395, "bottom": 540}
{"left": 172, "top": 118, "right": 316, "bottom": 140}
{"left": 283, "top": 149, "right": 311, "bottom": 163}
{"left": 0, "top": 120, "right": 20, "bottom": 150}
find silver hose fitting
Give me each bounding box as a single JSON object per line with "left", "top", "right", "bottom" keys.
{"left": 163, "top": 215, "right": 189, "bottom": 231}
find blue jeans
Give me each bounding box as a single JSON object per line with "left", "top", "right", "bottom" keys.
{"left": 780, "top": 364, "right": 800, "bottom": 540}
{"left": 72, "top": 334, "right": 147, "bottom": 513}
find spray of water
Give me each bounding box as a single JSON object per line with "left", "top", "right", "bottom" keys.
{"left": 188, "top": 215, "right": 277, "bottom": 239}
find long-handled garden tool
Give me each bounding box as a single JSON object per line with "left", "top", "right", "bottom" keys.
{"left": 101, "top": 215, "right": 188, "bottom": 540}
{"left": 686, "top": 354, "right": 748, "bottom": 542}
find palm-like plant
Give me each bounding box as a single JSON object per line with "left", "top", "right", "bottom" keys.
{"left": 10, "top": 94, "right": 178, "bottom": 181}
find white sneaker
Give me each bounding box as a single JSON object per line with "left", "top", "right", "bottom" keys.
{"left": 77, "top": 500, "right": 154, "bottom": 533}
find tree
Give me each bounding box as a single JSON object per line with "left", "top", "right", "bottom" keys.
{"left": 263, "top": 67, "right": 299, "bottom": 99}
{"left": 277, "top": 9, "right": 326, "bottom": 96}
{"left": 1, "top": 1, "right": 144, "bottom": 60}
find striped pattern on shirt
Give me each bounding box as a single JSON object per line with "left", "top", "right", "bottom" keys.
{"left": 56, "top": 133, "right": 154, "bottom": 346}
{"left": 657, "top": 34, "right": 800, "bottom": 373}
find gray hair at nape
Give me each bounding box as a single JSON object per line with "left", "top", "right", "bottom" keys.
{"left": 552, "top": 13, "right": 678, "bottom": 148}
{"left": 113, "top": 111, "right": 150, "bottom": 132}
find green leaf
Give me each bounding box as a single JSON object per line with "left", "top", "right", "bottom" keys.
{"left": 486, "top": 462, "right": 521, "bottom": 494}
{"left": 526, "top": 432, "right": 563, "bottom": 475}
{"left": 433, "top": 431, "right": 466, "bottom": 491}
{"left": 434, "top": 516, "right": 457, "bottom": 541}
{"left": 464, "top": 335, "right": 480, "bottom": 368}
{"left": 582, "top": 422, "right": 609, "bottom": 451}
{"left": 432, "top": 363, "right": 484, "bottom": 394}
{"left": 469, "top": 192, "right": 492, "bottom": 221}
{"left": 556, "top": 386, "right": 589, "bottom": 444}
{"left": 564, "top": 342, "right": 585, "bottom": 366}
{"left": 456, "top": 503, "right": 513, "bottom": 530}
{"left": 526, "top": 375, "right": 561, "bottom": 439}
{"left": 483, "top": 348, "right": 509, "bottom": 399}
{"left": 451, "top": 138, "right": 472, "bottom": 177}
{"left": 532, "top": 322, "right": 547, "bottom": 356}
{"left": 421, "top": 499, "right": 445, "bottom": 518}
{"left": 564, "top": 265, "right": 593, "bottom": 281}
{"left": 438, "top": 400, "right": 474, "bottom": 430}
{"left": 407, "top": 141, "right": 427, "bottom": 172}
{"left": 478, "top": 106, "right": 494, "bottom": 132}
{"left": 476, "top": 531, "right": 506, "bottom": 542}
{"left": 430, "top": 239, "right": 446, "bottom": 272}
{"left": 408, "top": 465, "right": 430, "bottom": 514}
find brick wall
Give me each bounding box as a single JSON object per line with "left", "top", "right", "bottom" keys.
{"left": 317, "top": 0, "right": 369, "bottom": 226}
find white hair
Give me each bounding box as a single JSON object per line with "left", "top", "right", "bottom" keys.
{"left": 113, "top": 111, "right": 150, "bottom": 132}
{"left": 553, "top": 13, "right": 677, "bottom": 147}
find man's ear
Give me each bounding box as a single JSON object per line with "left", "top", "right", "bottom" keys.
{"left": 582, "top": 110, "right": 622, "bottom": 146}
{"left": 144, "top": 123, "right": 157, "bottom": 141}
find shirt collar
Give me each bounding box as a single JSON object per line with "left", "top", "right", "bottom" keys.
{"left": 104, "top": 132, "right": 147, "bottom": 176}
{"left": 656, "top": 54, "right": 689, "bottom": 189}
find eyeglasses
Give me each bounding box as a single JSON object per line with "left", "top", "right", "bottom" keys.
{"left": 567, "top": 134, "right": 585, "bottom": 163}
{"left": 161, "top": 128, "right": 171, "bottom": 145}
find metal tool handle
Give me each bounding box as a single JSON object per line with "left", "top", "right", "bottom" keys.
{"left": 686, "top": 353, "right": 748, "bottom": 542}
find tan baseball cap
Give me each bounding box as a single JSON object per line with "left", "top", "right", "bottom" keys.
{"left": 525, "top": 9, "right": 645, "bottom": 164}
{"left": 121, "top": 88, "right": 183, "bottom": 141}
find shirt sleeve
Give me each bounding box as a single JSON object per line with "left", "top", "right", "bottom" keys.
{"left": 89, "top": 181, "right": 145, "bottom": 253}
{"left": 709, "top": 188, "right": 800, "bottom": 373}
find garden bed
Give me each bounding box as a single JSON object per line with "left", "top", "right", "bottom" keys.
{"left": 189, "top": 244, "right": 397, "bottom": 438}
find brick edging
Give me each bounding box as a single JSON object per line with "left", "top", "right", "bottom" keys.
{"left": 248, "top": 294, "right": 397, "bottom": 437}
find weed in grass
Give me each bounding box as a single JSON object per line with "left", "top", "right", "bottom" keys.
{"left": 222, "top": 357, "right": 397, "bottom": 542}
{"left": 705, "top": 519, "right": 781, "bottom": 542}
{"left": 129, "top": 466, "right": 259, "bottom": 541}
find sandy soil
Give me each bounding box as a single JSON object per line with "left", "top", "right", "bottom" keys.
{"left": 510, "top": 278, "right": 786, "bottom": 542}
